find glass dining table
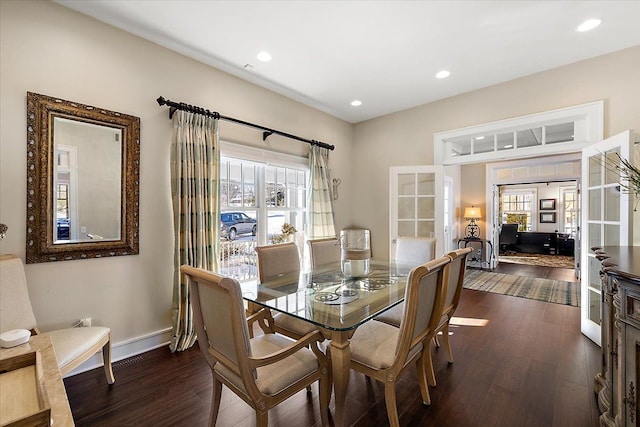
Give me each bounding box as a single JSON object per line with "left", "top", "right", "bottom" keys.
{"left": 240, "top": 259, "right": 414, "bottom": 427}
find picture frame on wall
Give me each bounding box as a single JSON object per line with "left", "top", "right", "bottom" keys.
{"left": 540, "top": 212, "right": 556, "bottom": 223}
{"left": 539, "top": 198, "right": 556, "bottom": 210}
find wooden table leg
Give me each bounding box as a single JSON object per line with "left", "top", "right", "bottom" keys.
{"left": 330, "top": 331, "right": 351, "bottom": 427}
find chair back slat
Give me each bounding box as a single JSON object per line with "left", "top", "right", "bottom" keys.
{"left": 256, "top": 242, "right": 300, "bottom": 282}
{"left": 0, "top": 255, "right": 38, "bottom": 332}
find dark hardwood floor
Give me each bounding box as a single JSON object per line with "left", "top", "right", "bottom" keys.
{"left": 64, "top": 264, "right": 598, "bottom": 427}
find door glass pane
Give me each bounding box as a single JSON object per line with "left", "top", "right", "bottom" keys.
{"left": 588, "top": 257, "right": 602, "bottom": 290}
{"left": 604, "top": 187, "right": 620, "bottom": 221}
{"left": 517, "top": 128, "right": 542, "bottom": 148}
{"left": 398, "top": 198, "right": 415, "bottom": 219}
{"left": 398, "top": 221, "right": 414, "bottom": 236}
{"left": 588, "top": 289, "right": 601, "bottom": 325}
{"left": 398, "top": 174, "right": 415, "bottom": 196}
{"left": 546, "top": 122, "right": 574, "bottom": 144}
{"left": 417, "top": 197, "right": 435, "bottom": 219}
{"left": 416, "top": 173, "right": 434, "bottom": 195}
{"left": 604, "top": 224, "right": 621, "bottom": 246}
{"left": 588, "top": 223, "right": 601, "bottom": 248}
{"left": 588, "top": 189, "right": 601, "bottom": 220}
{"left": 605, "top": 149, "right": 621, "bottom": 185}
{"left": 417, "top": 221, "right": 435, "bottom": 237}
{"left": 589, "top": 155, "right": 602, "bottom": 186}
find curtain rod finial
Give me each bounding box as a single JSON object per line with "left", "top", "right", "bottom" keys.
{"left": 157, "top": 96, "right": 166, "bottom": 106}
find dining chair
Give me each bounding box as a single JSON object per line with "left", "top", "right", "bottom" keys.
{"left": 394, "top": 236, "right": 437, "bottom": 266}
{"left": 374, "top": 236, "right": 437, "bottom": 327}
{"left": 428, "top": 246, "right": 472, "bottom": 385}
{"left": 0, "top": 254, "right": 115, "bottom": 384}
{"left": 181, "top": 265, "right": 330, "bottom": 427}
{"left": 254, "top": 242, "right": 318, "bottom": 339}
{"left": 308, "top": 237, "right": 340, "bottom": 268}
{"left": 343, "top": 256, "right": 451, "bottom": 427}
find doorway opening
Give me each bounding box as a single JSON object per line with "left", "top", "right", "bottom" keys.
{"left": 495, "top": 179, "right": 577, "bottom": 274}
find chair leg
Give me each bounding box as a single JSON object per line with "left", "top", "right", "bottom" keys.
{"left": 384, "top": 382, "right": 400, "bottom": 427}
{"left": 442, "top": 323, "right": 454, "bottom": 363}
{"left": 416, "top": 354, "right": 431, "bottom": 406}
{"left": 256, "top": 410, "right": 269, "bottom": 427}
{"left": 319, "top": 375, "right": 330, "bottom": 427}
{"left": 102, "top": 340, "right": 115, "bottom": 384}
{"left": 425, "top": 346, "right": 436, "bottom": 387}
{"left": 210, "top": 376, "right": 223, "bottom": 427}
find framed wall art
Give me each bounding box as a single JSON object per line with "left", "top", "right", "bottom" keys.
{"left": 540, "top": 212, "right": 556, "bottom": 223}
{"left": 539, "top": 199, "right": 556, "bottom": 210}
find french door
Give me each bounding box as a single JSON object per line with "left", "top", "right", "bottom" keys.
{"left": 580, "top": 130, "right": 635, "bottom": 345}
{"left": 389, "top": 166, "right": 445, "bottom": 259}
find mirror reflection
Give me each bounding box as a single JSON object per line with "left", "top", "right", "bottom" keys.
{"left": 54, "top": 118, "right": 122, "bottom": 243}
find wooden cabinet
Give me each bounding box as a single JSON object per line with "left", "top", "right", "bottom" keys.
{"left": 596, "top": 246, "right": 640, "bottom": 427}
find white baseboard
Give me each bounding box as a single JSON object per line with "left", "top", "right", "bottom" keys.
{"left": 64, "top": 327, "right": 173, "bottom": 378}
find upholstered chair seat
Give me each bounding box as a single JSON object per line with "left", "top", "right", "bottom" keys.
{"left": 215, "top": 332, "right": 320, "bottom": 395}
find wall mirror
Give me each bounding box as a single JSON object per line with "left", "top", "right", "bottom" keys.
{"left": 26, "top": 92, "right": 140, "bottom": 263}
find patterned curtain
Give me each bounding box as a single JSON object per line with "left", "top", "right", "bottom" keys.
{"left": 169, "top": 111, "right": 220, "bottom": 352}
{"left": 306, "top": 145, "right": 336, "bottom": 239}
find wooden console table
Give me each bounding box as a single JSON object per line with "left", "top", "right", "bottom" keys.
{"left": 0, "top": 334, "right": 75, "bottom": 426}
{"left": 595, "top": 246, "right": 640, "bottom": 427}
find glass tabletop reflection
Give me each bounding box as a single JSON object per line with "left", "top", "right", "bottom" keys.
{"left": 240, "top": 260, "right": 413, "bottom": 331}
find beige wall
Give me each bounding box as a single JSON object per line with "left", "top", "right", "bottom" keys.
{"left": 354, "top": 46, "right": 640, "bottom": 258}
{"left": 0, "top": 1, "right": 354, "bottom": 344}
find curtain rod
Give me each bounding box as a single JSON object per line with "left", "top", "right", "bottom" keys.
{"left": 156, "top": 96, "right": 335, "bottom": 151}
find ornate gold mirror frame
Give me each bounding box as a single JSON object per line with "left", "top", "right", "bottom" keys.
{"left": 26, "top": 92, "right": 140, "bottom": 263}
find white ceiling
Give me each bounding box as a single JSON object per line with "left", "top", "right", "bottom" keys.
{"left": 56, "top": 1, "right": 640, "bottom": 124}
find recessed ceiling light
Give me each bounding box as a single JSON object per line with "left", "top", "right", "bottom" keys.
{"left": 350, "top": 100, "right": 362, "bottom": 107}
{"left": 435, "top": 70, "right": 450, "bottom": 79}
{"left": 577, "top": 18, "right": 602, "bottom": 32}
{"left": 504, "top": 144, "right": 513, "bottom": 149}
{"left": 256, "top": 51, "right": 272, "bottom": 62}
{"left": 475, "top": 136, "right": 485, "bottom": 140}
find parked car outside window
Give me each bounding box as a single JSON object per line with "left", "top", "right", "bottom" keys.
{"left": 221, "top": 212, "right": 257, "bottom": 240}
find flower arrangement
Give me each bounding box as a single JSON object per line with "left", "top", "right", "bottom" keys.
{"left": 270, "top": 223, "right": 298, "bottom": 244}
{"left": 608, "top": 152, "right": 640, "bottom": 211}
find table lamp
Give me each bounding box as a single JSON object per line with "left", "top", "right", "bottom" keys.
{"left": 464, "top": 207, "right": 481, "bottom": 238}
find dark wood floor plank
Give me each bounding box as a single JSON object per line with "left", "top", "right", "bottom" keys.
{"left": 64, "top": 264, "right": 599, "bottom": 426}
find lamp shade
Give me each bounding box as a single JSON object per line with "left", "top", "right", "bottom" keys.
{"left": 464, "top": 207, "right": 482, "bottom": 219}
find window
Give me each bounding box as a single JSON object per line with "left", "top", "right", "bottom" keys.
{"left": 56, "top": 184, "right": 69, "bottom": 220}
{"left": 218, "top": 145, "right": 309, "bottom": 281}
{"left": 501, "top": 191, "right": 535, "bottom": 231}
{"left": 561, "top": 187, "right": 578, "bottom": 237}
{"left": 435, "top": 101, "right": 603, "bottom": 165}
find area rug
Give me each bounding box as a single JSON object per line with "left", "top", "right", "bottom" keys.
{"left": 498, "top": 252, "right": 575, "bottom": 269}
{"left": 463, "top": 269, "right": 580, "bottom": 306}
